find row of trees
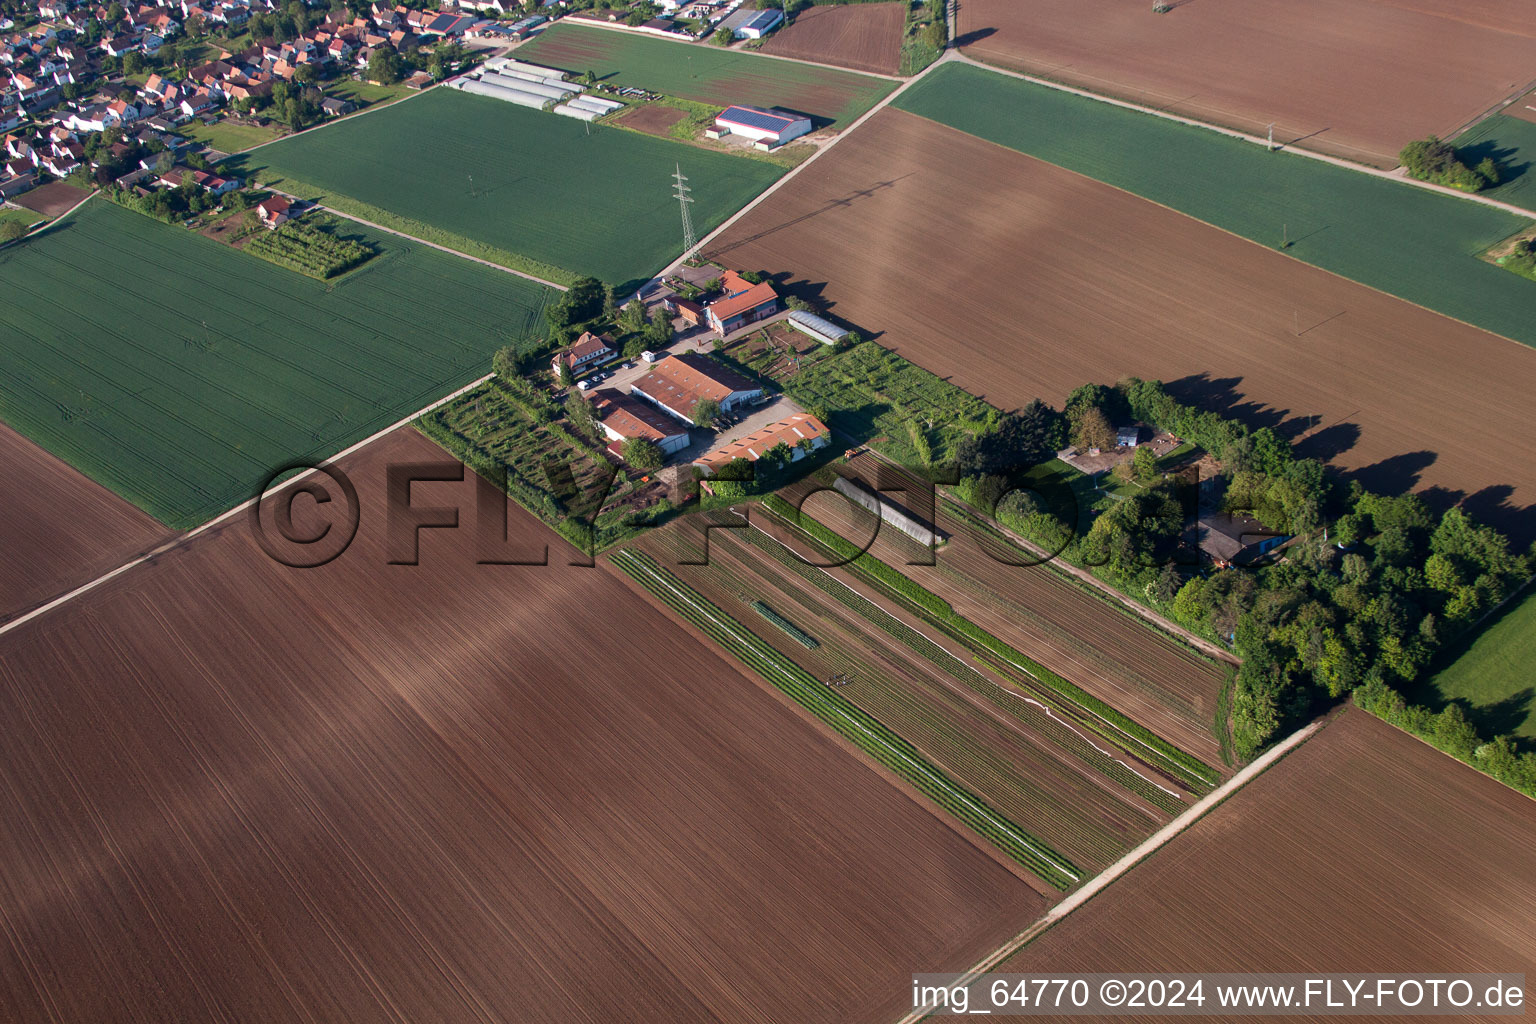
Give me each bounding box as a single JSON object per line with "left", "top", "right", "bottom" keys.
{"left": 954, "top": 377, "right": 1532, "bottom": 774}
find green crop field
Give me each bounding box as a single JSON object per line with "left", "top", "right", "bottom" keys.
{"left": 230, "top": 88, "right": 783, "bottom": 292}
{"left": 1419, "top": 585, "right": 1536, "bottom": 745}
{"left": 0, "top": 199, "right": 553, "bottom": 528}
{"left": 516, "top": 22, "right": 895, "bottom": 129}
{"left": 895, "top": 63, "right": 1536, "bottom": 348}
{"left": 1453, "top": 114, "right": 1536, "bottom": 215}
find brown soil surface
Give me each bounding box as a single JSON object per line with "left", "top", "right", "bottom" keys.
{"left": 785, "top": 466, "right": 1228, "bottom": 772}
{"left": 0, "top": 420, "right": 173, "bottom": 624}
{"left": 0, "top": 426, "right": 1041, "bottom": 1024}
{"left": 956, "top": 0, "right": 1536, "bottom": 167}
{"left": 617, "top": 102, "right": 689, "bottom": 136}
{"left": 13, "top": 181, "right": 94, "bottom": 218}
{"left": 943, "top": 709, "right": 1536, "bottom": 1023}
{"left": 637, "top": 515, "right": 1175, "bottom": 879}
{"left": 708, "top": 109, "right": 1536, "bottom": 541}
{"left": 1507, "top": 89, "right": 1536, "bottom": 124}
{"left": 761, "top": 2, "right": 905, "bottom": 76}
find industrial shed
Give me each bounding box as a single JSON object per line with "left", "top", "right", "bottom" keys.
{"left": 711, "top": 105, "right": 812, "bottom": 148}
{"left": 785, "top": 309, "right": 849, "bottom": 346}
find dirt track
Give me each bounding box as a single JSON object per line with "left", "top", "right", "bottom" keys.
{"left": 0, "top": 421, "right": 173, "bottom": 623}
{"left": 0, "top": 427, "right": 1040, "bottom": 1024}
{"left": 942, "top": 709, "right": 1536, "bottom": 1023}
{"left": 956, "top": 0, "right": 1536, "bottom": 167}
{"left": 708, "top": 109, "right": 1536, "bottom": 541}
{"left": 762, "top": 2, "right": 905, "bottom": 76}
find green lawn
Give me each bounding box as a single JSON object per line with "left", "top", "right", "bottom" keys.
{"left": 325, "top": 77, "right": 417, "bottom": 108}
{"left": 516, "top": 22, "right": 895, "bottom": 129}
{"left": 177, "top": 118, "right": 286, "bottom": 154}
{"left": 0, "top": 206, "right": 43, "bottom": 229}
{"left": 229, "top": 87, "right": 784, "bottom": 292}
{"left": 896, "top": 63, "right": 1536, "bottom": 349}
{"left": 0, "top": 199, "right": 553, "bottom": 528}
{"left": 1453, "top": 114, "right": 1536, "bottom": 214}
{"left": 1419, "top": 585, "right": 1536, "bottom": 746}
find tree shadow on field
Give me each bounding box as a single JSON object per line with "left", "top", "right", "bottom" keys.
{"left": 1292, "top": 421, "right": 1361, "bottom": 463}
{"left": 1342, "top": 449, "right": 1438, "bottom": 496}
{"left": 1165, "top": 373, "right": 1289, "bottom": 433}
{"left": 1457, "top": 138, "right": 1530, "bottom": 190}
{"left": 951, "top": 27, "right": 996, "bottom": 48}
{"left": 708, "top": 175, "right": 914, "bottom": 260}
{"left": 1460, "top": 484, "right": 1536, "bottom": 548}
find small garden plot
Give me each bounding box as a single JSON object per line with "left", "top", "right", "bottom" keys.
{"left": 244, "top": 218, "right": 377, "bottom": 279}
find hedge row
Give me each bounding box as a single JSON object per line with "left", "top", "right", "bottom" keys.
{"left": 751, "top": 600, "right": 820, "bottom": 649}
{"left": 762, "top": 494, "right": 1218, "bottom": 791}
{"left": 612, "top": 548, "right": 1081, "bottom": 888}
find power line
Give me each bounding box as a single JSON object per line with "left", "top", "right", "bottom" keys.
{"left": 673, "top": 163, "right": 696, "bottom": 260}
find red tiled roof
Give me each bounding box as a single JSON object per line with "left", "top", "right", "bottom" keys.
{"left": 630, "top": 353, "right": 758, "bottom": 418}
{"left": 694, "top": 413, "right": 828, "bottom": 471}
{"left": 591, "top": 388, "right": 687, "bottom": 444}
{"left": 707, "top": 272, "right": 777, "bottom": 323}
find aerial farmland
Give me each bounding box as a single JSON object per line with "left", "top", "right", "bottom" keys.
{"left": 954, "top": 0, "right": 1536, "bottom": 168}
{"left": 2, "top": 0, "right": 1534, "bottom": 1019}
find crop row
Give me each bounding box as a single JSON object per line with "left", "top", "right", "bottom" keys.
{"left": 761, "top": 495, "right": 1217, "bottom": 791}
{"left": 244, "top": 221, "right": 375, "bottom": 279}
{"left": 611, "top": 547, "right": 1080, "bottom": 888}
{"left": 738, "top": 526, "right": 1185, "bottom": 812}
{"left": 751, "top": 600, "right": 820, "bottom": 649}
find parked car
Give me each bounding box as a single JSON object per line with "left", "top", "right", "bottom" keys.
{"left": 577, "top": 379, "right": 591, "bottom": 391}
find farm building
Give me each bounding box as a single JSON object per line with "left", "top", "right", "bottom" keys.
{"left": 785, "top": 309, "right": 848, "bottom": 346}
{"left": 711, "top": 105, "right": 811, "bottom": 148}
{"left": 452, "top": 59, "right": 618, "bottom": 120}
{"left": 735, "top": 7, "right": 783, "bottom": 38}
{"left": 630, "top": 352, "right": 763, "bottom": 422}
{"left": 1197, "top": 512, "right": 1290, "bottom": 567}
{"left": 552, "top": 330, "right": 617, "bottom": 375}
{"left": 705, "top": 269, "right": 780, "bottom": 335}
{"left": 833, "top": 474, "right": 943, "bottom": 547}
{"left": 255, "top": 194, "right": 291, "bottom": 228}
{"left": 591, "top": 388, "right": 691, "bottom": 457}
{"left": 693, "top": 413, "right": 828, "bottom": 475}
{"left": 666, "top": 295, "right": 706, "bottom": 328}
{"left": 1116, "top": 425, "right": 1140, "bottom": 447}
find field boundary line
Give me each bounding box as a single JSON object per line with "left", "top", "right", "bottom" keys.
{"left": 254, "top": 187, "right": 569, "bottom": 292}
{"left": 950, "top": 54, "right": 1536, "bottom": 221}
{"left": 225, "top": 83, "right": 435, "bottom": 158}
{"left": 858, "top": 445, "right": 1239, "bottom": 667}
{"left": 638, "top": 51, "right": 951, "bottom": 301}
{"left": 893, "top": 718, "right": 1324, "bottom": 1024}
{"left": 523, "top": 17, "right": 906, "bottom": 82}
{"left": 0, "top": 374, "right": 494, "bottom": 640}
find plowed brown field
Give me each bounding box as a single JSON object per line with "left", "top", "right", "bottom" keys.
{"left": 789, "top": 470, "right": 1229, "bottom": 769}
{"left": 956, "top": 0, "right": 1536, "bottom": 167}
{"left": 939, "top": 709, "right": 1536, "bottom": 1023}
{"left": 0, "top": 421, "right": 172, "bottom": 624}
{"left": 617, "top": 102, "right": 688, "bottom": 136}
{"left": 0, "top": 427, "right": 1041, "bottom": 1024}
{"left": 762, "top": 2, "right": 904, "bottom": 76}
{"left": 708, "top": 109, "right": 1536, "bottom": 540}
{"left": 637, "top": 516, "right": 1176, "bottom": 878}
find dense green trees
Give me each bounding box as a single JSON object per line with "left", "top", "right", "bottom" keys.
{"left": 1399, "top": 136, "right": 1501, "bottom": 192}
{"left": 622, "top": 437, "right": 664, "bottom": 470}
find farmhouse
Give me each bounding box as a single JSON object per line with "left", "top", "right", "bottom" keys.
{"left": 630, "top": 352, "right": 762, "bottom": 423}
{"left": 711, "top": 105, "right": 811, "bottom": 148}
{"left": 551, "top": 330, "right": 617, "bottom": 375}
{"left": 590, "top": 387, "right": 691, "bottom": 457}
{"left": 1197, "top": 512, "right": 1290, "bottom": 567}
{"left": 734, "top": 7, "right": 782, "bottom": 38}
{"left": 255, "top": 194, "right": 291, "bottom": 227}
{"left": 693, "top": 412, "right": 828, "bottom": 475}
{"left": 705, "top": 269, "right": 779, "bottom": 335}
